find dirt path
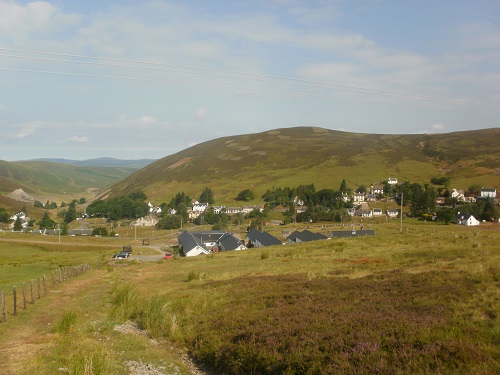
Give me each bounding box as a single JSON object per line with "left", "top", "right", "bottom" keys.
{"left": 0, "top": 268, "right": 199, "bottom": 375}
{"left": 0, "top": 271, "right": 109, "bottom": 374}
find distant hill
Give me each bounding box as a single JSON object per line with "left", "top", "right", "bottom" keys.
{"left": 31, "top": 157, "right": 156, "bottom": 169}
{"left": 103, "top": 127, "right": 500, "bottom": 204}
{"left": 0, "top": 160, "right": 137, "bottom": 200}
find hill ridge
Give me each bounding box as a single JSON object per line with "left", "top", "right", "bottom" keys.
{"left": 105, "top": 127, "right": 500, "bottom": 204}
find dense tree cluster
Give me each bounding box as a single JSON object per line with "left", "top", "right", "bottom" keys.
{"left": 86, "top": 191, "right": 149, "bottom": 221}
{"left": 236, "top": 189, "right": 255, "bottom": 201}
{"left": 0, "top": 207, "right": 9, "bottom": 223}
{"left": 39, "top": 212, "right": 57, "bottom": 229}
{"left": 199, "top": 187, "right": 215, "bottom": 204}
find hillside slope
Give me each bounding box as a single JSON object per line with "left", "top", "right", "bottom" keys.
{"left": 105, "top": 127, "right": 500, "bottom": 204}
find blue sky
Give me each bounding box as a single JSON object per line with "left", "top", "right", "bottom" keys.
{"left": 0, "top": 0, "right": 499, "bottom": 161}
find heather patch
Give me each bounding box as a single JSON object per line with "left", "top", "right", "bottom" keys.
{"left": 189, "top": 272, "right": 495, "bottom": 374}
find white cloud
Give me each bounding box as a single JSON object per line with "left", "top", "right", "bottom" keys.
{"left": 0, "top": 1, "right": 80, "bottom": 38}
{"left": 424, "top": 123, "right": 446, "bottom": 133}
{"left": 137, "top": 116, "right": 158, "bottom": 126}
{"left": 66, "top": 135, "right": 89, "bottom": 143}
{"left": 7, "top": 122, "right": 40, "bottom": 139}
{"left": 116, "top": 115, "right": 159, "bottom": 127}
{"left": 196, "top": 107, "right": 208, "bottom": 120}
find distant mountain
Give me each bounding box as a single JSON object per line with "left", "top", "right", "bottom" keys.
{"left": 0, "top": 160, "right": 138, "bottom": 198}
{"left": 103, "top": 127, "right": 500, "bottom": 204}
{"left": 31, "top": 157, "right": 156, "bottom": 169}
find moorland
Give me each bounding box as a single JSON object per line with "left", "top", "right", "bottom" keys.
{"left": 0, "top": 219, "right": 498, "bottom": 374}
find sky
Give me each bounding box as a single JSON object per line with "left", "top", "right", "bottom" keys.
{"left": 0, "top": 0, "right": 499, "bottom": 161}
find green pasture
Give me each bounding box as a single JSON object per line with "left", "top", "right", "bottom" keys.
{"left": 0, "top": 234, "right": 119, "bottom": 290}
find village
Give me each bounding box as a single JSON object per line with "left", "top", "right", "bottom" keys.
{"left": 5, "top": 178, "right": 499, "bottom": 258}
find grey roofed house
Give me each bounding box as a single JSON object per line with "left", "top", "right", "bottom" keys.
{"left": 287, "top": 229, "right": 328, "bottom": 244}
{"left": 68, "top": 229, "right": 93, "bottom": 236}
{"left": 246, "top": 229, "right": 282, "bottom": 247}
{"left": 178, "top": 230, "right": 212, "bottom": 257}
{"left": 217, "top": 233, "right": 247, "bottom": 251}
{"left": 329, "top": 230, "right": 375, "bottom": 238}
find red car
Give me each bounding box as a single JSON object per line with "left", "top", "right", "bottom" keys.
{"left": 164, "top": 252, "right": 173, "bottom": 259}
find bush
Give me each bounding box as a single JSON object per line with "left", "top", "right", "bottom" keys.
{"left": 92, "top": 226, "right": 109, "bottom": 237}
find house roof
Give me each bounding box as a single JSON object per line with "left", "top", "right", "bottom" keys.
{"left": 217, "top": 233, "right": 246, "bottom": 250}
{"left": 68, "top": 229, "right": 93, "bottom": 236}
{"left": 329, "top": 230, "right": 375, "bottom": 238}
{"left": 287, "top": 229, "right": 328, "bottom": 242}
{"left": 455, "top": 213, "right": 477, "bottom": 221}
{"left": 246, "top": 230, "right": 282, "bottom": 246}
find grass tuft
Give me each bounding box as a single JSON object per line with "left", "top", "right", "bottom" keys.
{"left": 55, "top": 310, "right": 78, "bottom": 334}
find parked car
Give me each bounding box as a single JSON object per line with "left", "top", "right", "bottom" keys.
{"left": 164, "top": 252, "right": 173, "bottom": 259}
{"left": 113, "top": 252, "right": 130, "bottom": 259}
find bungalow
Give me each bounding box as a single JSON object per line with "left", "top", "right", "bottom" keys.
{"left": 178, "top": 231, "right": 211, "bottom": 257}
{"left": 192, "top": 201, "right": 209, "bottom": 212}
{"left": 287, "top": 230, "right": 328, "bottom": 244}
{"left": 451, "top": 189, "right": 465, "bottom": 201}
{"left": 455, "top": 213, "right": 480, "bottom": 226}
{"left": 216, "top": 233, "right": 247, "bottom": 251}
{"left": 353, "top": 193, "right": 366, "bottom": 203}
{"left": 178, "top": 230, "right": 235, "bottom": 256}
{"left": 68, "top": 229, "right": 93, "bottom": 236}
{"left": 387, "top": 209, "right": 399, "bottom": 218}
{"left": 370, "top": 185, "right": 384, "bottom": 195}
{"left": 341, "top": 193, "right": 351, "bottom": 203}
{"left": 480, "top": 188, "right": 496, "bottom": 198}
{"left": 246, "top": 230, "right": 282, "bottom": 248}
{"left": 372, "top": 208, "right": 383, "bottom": 216}
{"left": 354, "top": 209, "right": 372, "bottom": 218}
{"left": 329, "top": 230, "right": 375, "bottom": 238}
{"left": 366, "top": 194, "right": 377, "bottom": 202}
{"left": 388, "top": 178, "right": 398, "bottom": 185}
{"left": 213, "top": 206, "right": 225, "bottom": 214}
{"left": 226, "top": 207, "right": 242, "bottom": 214}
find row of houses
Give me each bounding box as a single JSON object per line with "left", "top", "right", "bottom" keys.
{"left": 178, "top": 228, "right": 375, "bottom": 257}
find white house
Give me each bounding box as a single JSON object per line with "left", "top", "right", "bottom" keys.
{"left": 372, "top": 208, "right": 383, "bottom": 216}
{"left": 455, "top": 213, "right": 480, "bottom": 226}
{"left": 451, "top": 189, "right": 465, "bottom": 201}
{"left": 480, "top": 188, "right": 496, "bottom": 198}
{"left": 353, "top": 193, "right": 366, "bottom": 203}
{"left": 213, "top": 206, "right": 225, "bottom": 214}
{"left": 388, "top": 178, "right": 398, "bottom": 185}
{"left": 192, "top": 201, "right": 209, "bottom": 212}
{"left": 370, "top": 185, "right": 384, "bottom": 195}
{"left": 387, "top": 209, "right": 399, "bottom": 218}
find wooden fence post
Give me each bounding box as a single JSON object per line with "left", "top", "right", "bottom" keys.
{"left": 30, "top": 279, "right": 34, "bottom": 304}
{"left": 13, "top": 286, "right": 17, "bottom": 316}
{"left": 43, "top": 275, "right": 46, "bottom": 295}
{"left": 1, "top": 290, "right": 5, "bottom": 323}
{"left": 37, "top": 278, "right": 41, "bottom": 299}
{"left": 22, "top": 282, "right": 26, "bottom": 310}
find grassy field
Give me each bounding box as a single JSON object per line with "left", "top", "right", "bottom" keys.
{"left": 0, "top": 219, "right": 499, "bottom": 374}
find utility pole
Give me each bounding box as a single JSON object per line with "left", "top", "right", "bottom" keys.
{"left": 400, "top": 193, "right": 403, "bottom": 234}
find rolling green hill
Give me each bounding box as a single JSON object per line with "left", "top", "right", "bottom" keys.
{"left": 104, "top": 127, "right": 500, "bottom": 204}
{"left": 0, "top": 160, "right": 136, "bottom": 199}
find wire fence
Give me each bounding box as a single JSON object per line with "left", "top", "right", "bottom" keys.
{"left": 1, "top": 263, "right": 91, "bottom": 323}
